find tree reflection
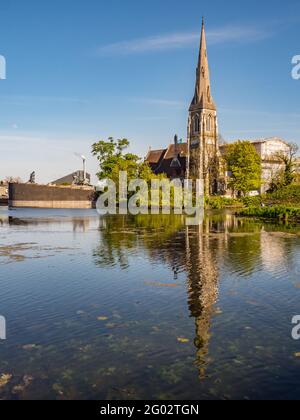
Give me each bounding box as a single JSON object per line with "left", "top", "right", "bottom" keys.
{"left": 93, "top": 215, "right": 185, "bottom": 270}
{"left": 92, "top": 212, "right": 297, "bottom": 379}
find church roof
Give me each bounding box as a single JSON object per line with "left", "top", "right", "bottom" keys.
{"left": 145, "top": 142, "right": 188, "bottom": 178}
{"left": 190, "top": 18, "right": 216, "bottom": 112}
{"left": 164, "top": 143, "right": 188, "bottom": 160}
{"left": 145, "top": 149, "right": 166, "bottom": 164}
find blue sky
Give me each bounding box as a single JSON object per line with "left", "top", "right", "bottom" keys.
{"left": 0, "top": 0, "right": 300, "bottom": 183}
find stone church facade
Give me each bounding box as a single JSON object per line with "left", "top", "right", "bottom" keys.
{"left": 187, "top": 18, "right": 219, "bottom": 195}
{"left": 146, "top": 19, "right": 220, "bottom": 193}
{"left": 146, "top": 20, "right": 295, "bottom": 196}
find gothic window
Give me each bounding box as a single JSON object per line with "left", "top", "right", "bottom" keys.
{"left": 194, "top": 114, "right": 200, "bottom": 133}
{"left": 206, "top": 115, "right": 212, "bottom": 132}
{"left": 201, "top": 66, "right": 205, "bottom": 77}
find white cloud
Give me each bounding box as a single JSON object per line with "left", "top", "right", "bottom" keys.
{"left": 130, "top": 97, "right": 186, "bottom": 108}
{"left": 96, "top": 24, "right": 271, "bottom": 56}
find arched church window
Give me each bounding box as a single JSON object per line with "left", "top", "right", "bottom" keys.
{"left": 206, "top": 115, "right": 212, "bottom": 132}
{"left": 194, "top": 115, "right": 200, "bottom": 133}
{"left": 201, "top": 67, "right": 205, "bottom": 77}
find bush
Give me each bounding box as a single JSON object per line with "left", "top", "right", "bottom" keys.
{"left": 205, "top": 196, "right": 242, "bottom": 210}
{"left": 238, "top": 205, "right": 300, "bottom": 221}
{"left": 265, "top": 183, "right": 300, "bottom": 206}
{"left": 241, "top": 196, "right": 262, "bottom": 208}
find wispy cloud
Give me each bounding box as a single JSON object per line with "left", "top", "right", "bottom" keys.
{"left": 96, "top": 24, "right": 272, "bottom": 56}
{"left": 130, "top": 97, "right": 186, "bottom": 108}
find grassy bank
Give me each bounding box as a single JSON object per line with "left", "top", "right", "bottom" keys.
{"left": 205, "top": 196, "right": 243, "bottom": 210}
{"left": 238, "top": 205, "right": 300, "bottom": 222}
{"left": 236, "top": 184, "right": 300, "bottom": 222}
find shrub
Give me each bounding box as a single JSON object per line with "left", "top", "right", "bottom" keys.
{"left": 238, "top": 205, "right": 300, "bottom": 222}
{"left": 241, "top": 196, "right": 262, "bottom": 208}
{"left": 205, "top": 196, "right": 242, "bottom": 210}
{"left": 266, "top": 183, "right": 300, "bottom": 206}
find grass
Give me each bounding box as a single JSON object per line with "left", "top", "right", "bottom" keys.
{"left": 233, "top": 184, "right": 300, "bottom": 222}
{"left": 205, "top": 196, "right": 243, "bottom": 210}
{"left": 238, "top": 206, "right": 300, "bottom": 222}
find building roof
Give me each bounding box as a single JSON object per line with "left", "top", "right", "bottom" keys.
{"left": 145, "top": 149, "right": 166, "bottom": 164}
{"left": 146, "top": 144, "right": 188, "bottom": 164}
{"left": 164, "top": 143, "right": 188, "bottom": 160}
{"left": 249, "top": 137, "right": 290, "bottom": 146}
{"left": 219, "top": 137, "right": 289, "bottom": 149}
{"left": 145, "top": 142, "right": 188, "bottom": 178}
{"left": 146, "top": 137, "right": 294, "bottom": 176}
{"left": 51, "top": 170, "right": 91, "bottom": 186}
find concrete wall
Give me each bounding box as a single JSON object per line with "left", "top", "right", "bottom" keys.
{"left": 9, "top": 183, "right": 96, "bottom": 209}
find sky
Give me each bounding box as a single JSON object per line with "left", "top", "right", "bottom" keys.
{"left": 0, "top": 0, "right": 300, "bottom": 184}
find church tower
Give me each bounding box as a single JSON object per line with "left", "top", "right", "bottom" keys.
{"left": 187, "top": 19, "right": 219, "bottom": 194}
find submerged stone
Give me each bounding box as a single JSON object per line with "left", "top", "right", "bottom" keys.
{"left": 0, "top": 373, "right": 12, "bottom": 388}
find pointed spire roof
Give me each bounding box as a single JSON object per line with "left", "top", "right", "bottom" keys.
{"left": 190, "top": 18, "right": 216, "bottom": 111}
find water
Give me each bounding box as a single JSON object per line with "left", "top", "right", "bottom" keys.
{"left": 0, "top": 207, "right": 300, "bottom": 400}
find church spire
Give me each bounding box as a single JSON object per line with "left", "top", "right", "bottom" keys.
{"left": 191, "top": 18, "right": 216, "bottom": 111}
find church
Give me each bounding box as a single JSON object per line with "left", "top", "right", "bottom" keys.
{"left": 146, "top": 19, "right": 292, "bottom": 196}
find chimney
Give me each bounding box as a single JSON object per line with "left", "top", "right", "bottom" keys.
{"left": 174, "top": 134, "right": 178, "bottom": 156}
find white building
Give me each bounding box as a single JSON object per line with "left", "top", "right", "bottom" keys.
{"left": 252, "top": 138, "right": 291, "bottom": 193}
{"left": 220, "top": 137, "right": 292, "bottom": 195}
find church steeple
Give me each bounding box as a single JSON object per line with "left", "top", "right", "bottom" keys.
{"left": 191, "top": 18, "right": 216, "bottom": 111}
{"left": 187, "top": 18, "right": 219, "bottom": 195}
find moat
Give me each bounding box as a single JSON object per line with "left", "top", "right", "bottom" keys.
{"left": 0, "top": 208, "right": 300, "bottom": 400}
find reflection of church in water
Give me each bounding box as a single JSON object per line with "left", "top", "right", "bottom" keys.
{"left": 96, "top": 213, "right": 284, "bottom": 378}
{"left": 185, "top": 223, "right": 219, "bottom": 377}
{"left": 143, "top": 217, "right": 232, "bottom": 378}
{"left": 151, "top": 215, "right": 242, "bottom": 378}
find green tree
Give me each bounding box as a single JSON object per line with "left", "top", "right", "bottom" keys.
{"left": 224, "top": 141, "right": 262, "bottom": 196}
{"left": 92, "top": 137, "right": 176, "bottom": 209}
{"left": 91, "top": 136, "right": 167, "bottom": 187}
{"left": 92, "top": 137, "right": 139, "bottom": 182}
{"left": 275, "top": 142, "right": 299, "bottom": 187}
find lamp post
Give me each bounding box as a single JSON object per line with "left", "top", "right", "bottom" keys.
{"left": 81, "top": 155, "right": 86, "bottom": 184}
{"left": 75, "top": 153, "right": 87, "bottom": 184}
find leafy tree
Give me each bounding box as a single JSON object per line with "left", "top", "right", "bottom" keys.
{"left": 92, "top": 137, "right": 154, "bottom": 184}
{"left": 92, "top": 137, "right": 178, "bottom": 209}
{"left": 274, "top": 142, "right": 299, "bottom": 187}
{"left": 224, "top": 141, "right": 262, "bottom": 196}
{"left": 93, "top": 138, "right": 135, "bottom": 181}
